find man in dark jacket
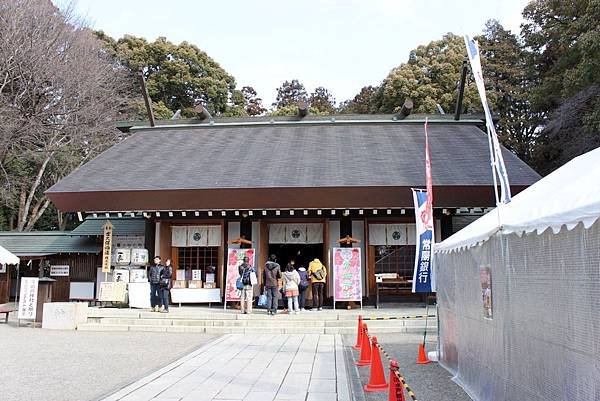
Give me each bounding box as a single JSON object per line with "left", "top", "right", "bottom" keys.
{"left": 149, "top": 256, "right": 164, "bottom": 312}
{"left": 262, "top": 254, "right": 281, "bottom": 316}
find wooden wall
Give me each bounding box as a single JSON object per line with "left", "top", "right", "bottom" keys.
{"left": 16, "top": 254, "right": 101, "bottom": 302}
{"left": 0, "top": 267, "right": 10, "bottom": 304}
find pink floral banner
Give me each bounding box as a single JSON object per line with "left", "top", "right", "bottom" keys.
{"left": 225, "top": 248, "right": 255, "bottom": 302}
{"left": 333, "top": 247, "right": 362, "bottom": 302}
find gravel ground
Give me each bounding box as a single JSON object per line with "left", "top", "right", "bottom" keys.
{"left": 344, "top": 333, "right": 472, "bottom": 401}
{"left": 0, "top": 318, "right": 214, "bottom": 401}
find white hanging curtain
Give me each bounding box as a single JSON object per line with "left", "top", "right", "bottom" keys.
{"left": 207, "top": 225, "right": 222, "bottom": 247}
{"left": 187, "top": 226, "right": 208, "bottom": 247}
{"left": 269, "top": 224, "right": 287, "bottom": 244}
{"left": 368, "top": 224, "right": 387, "bottom": 245}
{"left": 306, "top": 223, "right": 324, "bottom": 244}
{"left": 386, "top": 224, "right": 408, "bottom": 246}
{"left": 171, "top": 226, "right": 188, "bottom": 247}
{"left": 286, "top": 224, "right": 307, "bottom": 243}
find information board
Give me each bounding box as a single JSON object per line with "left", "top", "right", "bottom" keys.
{"left": 50, "top": 265, "right": 70, "bottom": 277}
{"left": 225, "top": 248, "right": 255, "bottom": 303}
{"left": 18, "top": 277, "right": 39, "bottom": 320}
{"left": 332, "top": 247, "right": 362, "bottom": 302}
{"left": 98, "top": 281, "right": 127, "bottom": 303}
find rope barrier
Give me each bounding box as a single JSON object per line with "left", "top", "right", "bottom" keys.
{"left": 361, "top": 314, "right": 436, "bottom": 321}
{"left": 364, "top": 330, "right": 420, "bottom": 401}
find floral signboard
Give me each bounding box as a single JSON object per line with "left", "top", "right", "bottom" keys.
{"left": 333, "top": 247, "right": 362, "bottom": 302}
{"left": 225, "top": 248, "right": 255, "bottom": 302}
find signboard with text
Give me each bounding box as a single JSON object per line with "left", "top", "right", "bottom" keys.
{"left": 332, "top": 247, "right": 362, "bottom": 302}
{"left": 18, "top": 277, "right": 39, "bottom": 320}
{"left": 102, "top": 222, "right": 113, "bottom": 273}
{"left": 50, "top": 265, "right": 70, "bottom": 277}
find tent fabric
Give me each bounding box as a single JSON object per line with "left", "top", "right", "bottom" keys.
{"left": 0, "top": 244, "right": 20, "bottom": 265}
{"left": 437, "top": 146, "right": 600, "bottom": 253}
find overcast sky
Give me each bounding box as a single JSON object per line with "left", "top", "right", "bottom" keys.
{"left": 57, "top": 0, "right": 530, "bottom": 108}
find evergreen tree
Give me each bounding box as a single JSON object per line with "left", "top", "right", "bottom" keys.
{"left": 272, "top": 79, "right": 307, "bottom": 109}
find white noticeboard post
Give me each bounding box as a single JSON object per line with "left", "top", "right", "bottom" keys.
{"left": 18, "top": 277, "right": 39, "bottom": 321}
{"left": 128, "top": 282, "right": 151, "bottom": 308}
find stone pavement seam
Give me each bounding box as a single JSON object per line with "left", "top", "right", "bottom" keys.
{"left": 101, "top": 335, "right": 231, "bottom": 401}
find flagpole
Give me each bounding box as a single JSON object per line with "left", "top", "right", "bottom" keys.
{"left": 485, "top": 125, "right": 501, "bottom": 207}
{"left": 423, "top": 293, "right": 430, "bottom": 346}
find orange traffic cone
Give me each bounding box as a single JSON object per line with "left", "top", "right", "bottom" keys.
{"left": 416, "top": 343, "right": 431, "bottom": 364}
{"left": 353, "top": 315, "right": 363, "bottom": 350}
{"left": 364, "top": 336, "right": 388, "bottom": 392}
{"left": 356, "top": 324, "right": 371, "bottom": 366}
{"left": 388, "top": 360, "right": 405, "bottom": 401}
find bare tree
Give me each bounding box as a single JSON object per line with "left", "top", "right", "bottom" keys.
{"left": 0, "top": 0, "right": 126, "bottom": 230}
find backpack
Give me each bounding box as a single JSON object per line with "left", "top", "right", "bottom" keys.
{"left": 298, "top": 270, "right": 309, "bottom": 290}
{"left": 242, "top": 267, "right": 252, "bottom": 285}
{"left": 312, "top": 267, "right": 325, "bottom": 281}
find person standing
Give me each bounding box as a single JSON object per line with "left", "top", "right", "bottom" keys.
{"left": 283, "top": 263, "right": 301, "bottom": 314}
{"left": 238, "top": 256, "right": 256, "bottom": 314}
{"left": 149, "top": 256, "right": 164, "bottom": 312}
{"left": 297, "top": 265, "right": 310, "bottom": 311}
{"left": 308, "top": 258, "right": 327, "bottom": 311}
{"left": 159, "top": 258, "right": 173, "bottom": 313}
{"left": 262, "top": 254, "right": 281, "bottom": 316}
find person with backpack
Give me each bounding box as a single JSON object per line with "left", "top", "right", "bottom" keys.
{"left": 308, "top": 258, "right": 327, "bottom": 311}
{"left": 283, "top": 262, "right": 301, "bottom": 314}
{"left": 148, "top": 256, "right": 164, "bottom": 312}
{"left": 297, "top": 265, "right": 310, "bottom": 311}
{"left": 159, "top": 258, "right": 173, "bottom": 313}
{"left": 262, "top": 254, "right": 281, "bottom": 316}
{"left": 238, "top": 256, "right": 256, "bottom": 314}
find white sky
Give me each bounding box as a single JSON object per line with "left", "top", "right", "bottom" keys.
{"left": 57, "top": 0, "right": 530, "bottom": 108}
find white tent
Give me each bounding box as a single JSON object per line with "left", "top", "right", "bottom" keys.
{"left": 437, "top": 146, "right": 600, "bottom": 253}
{"left": 434, "top": 146, "right": 600, "bottom": 401}
{"left": 0, "top": 244, "right": 19, "bottom": 265}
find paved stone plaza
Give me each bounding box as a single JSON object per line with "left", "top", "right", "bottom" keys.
{"left": 103, "top": 334, "right": 350, "bottom": 401}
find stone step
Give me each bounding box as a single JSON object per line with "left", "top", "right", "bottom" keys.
{"left": 86, "top": 309, "right": 433, "bottom": 321}
{"left": 87, "top": 316, "right": 430, "bottom": 328}
{"left": 76, "top": 323, "right": 436, "bottom": 335}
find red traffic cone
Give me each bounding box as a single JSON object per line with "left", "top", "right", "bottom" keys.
{"left": 353, "top": 315, "right": 363, "bottom": 350}
{"left": 356, "top": 323, "right": 371, "bottom": 366}
{"left": 388, "top": 360, "right": 405, "bottom": 401}
{"left": 364, "top": 336, "right": 388, "bottom": 392}
{"left": 416, "top": 343, "right": 431, "bottom": 364}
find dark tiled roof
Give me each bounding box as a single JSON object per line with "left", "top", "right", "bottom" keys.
{"left": 48, "top": 119, "right": 540, "bottom": 193}
{"left": 71, "top": 217, "right": 146, "bottom": 236}
{"left": 0, "top": 232, "right": 101, "bottom": 257}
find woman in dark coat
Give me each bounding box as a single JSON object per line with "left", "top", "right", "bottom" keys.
{"left": 159, "top": 258, "right": 173, "bottom": 313}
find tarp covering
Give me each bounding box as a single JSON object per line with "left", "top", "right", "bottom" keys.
{"left": 0, "top": 244, "right": 19, "bottom": 265}
{"left": 436, "top": 146, "right": 600, "bottom": 253}
{"left": 436, "top": 221, "right": 600, "bottom": 401}
{"left": 435, "top": 146, "right": 600, "bottom": 401}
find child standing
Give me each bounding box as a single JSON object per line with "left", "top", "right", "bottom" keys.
{"left": 282, "top": 263, "right": 300, "bottom": 314}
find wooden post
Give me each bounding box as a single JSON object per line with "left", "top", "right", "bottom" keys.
{"left": 398, "top": 98, "right": 413, "bottom": 119}
{"left": 454, "top": 59, "right": 468, "bottom": 121}
{"left": 194, "top": 104, "right": 212, "bottom": 120}
{"left": 298, "top": 100, "right": 308, "bottom": 118}
{"left": 139, "top": 71, "right": 155, "bottom": 127}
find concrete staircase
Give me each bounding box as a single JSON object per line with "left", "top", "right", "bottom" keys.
{"left": 77, "top": 306, "right": 437, "bottom": 334}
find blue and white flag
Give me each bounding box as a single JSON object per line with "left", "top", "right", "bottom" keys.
{"left": 412, "top": 189, "right": 435, "bottom": 293}
{"left": 464, "top": 35, "right": 512, "bottom": 204}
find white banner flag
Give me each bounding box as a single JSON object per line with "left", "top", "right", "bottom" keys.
{"left": 464, "top": 35, "right": 512, "bottom": 204}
